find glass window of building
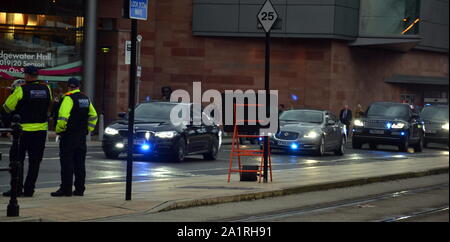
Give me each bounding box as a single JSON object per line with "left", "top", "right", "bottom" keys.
{"left": 0, "top": 0, "right": 84, "bottom": 104}
{"left": 360, "top": 0, "right": 421, "bottom": 36}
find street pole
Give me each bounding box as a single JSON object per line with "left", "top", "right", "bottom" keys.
{"left": 263, "top": 31, "right": 270, "bottom": 183}
{"left": 99, "top": 47, "right": 110, "bottom": 142}
{"left": 126, "top": 19, "right": 138, "bottom": 201}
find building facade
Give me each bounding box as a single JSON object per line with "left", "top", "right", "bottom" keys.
{"left": 1, "top": 0, "right": 448, "bottom": 125}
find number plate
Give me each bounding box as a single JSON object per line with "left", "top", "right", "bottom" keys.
{"left": 369, "top": 130, "right": 385, "bottom": 135}
{"left": 277, "top": 141, "right": 292, "bottom": 146}
{"left": 123, "top": 139, "right": 146, "bottom": 145}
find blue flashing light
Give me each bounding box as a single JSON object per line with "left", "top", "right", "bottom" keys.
{"left": 259, "top": 137, "right": 263, "bottom": 141}
{"left": 291, "top": 94, "right": 299, "bottom": 101}
{"left": 386, "top": 123, "right": 392, "bottom": 129}
{"left": 290, "top": 143, "right": 299, "bottom": 150}
{"left": 425, "top": 103, "right": 432, "bottom": 106}
{"left": 141, "top": 144, "right": 151, "bottom": 151}
{"left": 400, "top": 132, "right": 406, "bottom": 136}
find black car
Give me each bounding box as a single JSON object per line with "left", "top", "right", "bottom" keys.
{"left": 421, "top": 105, "right": 449, "bottom": 147}
{"left": 102, "top": 102, "right": 222, "bottom": 162}
{"left": 269, "top": 109, "right": 347, "bottom": 156}
{"left": 352, "top": 102, "right": 424, "bottom": 152}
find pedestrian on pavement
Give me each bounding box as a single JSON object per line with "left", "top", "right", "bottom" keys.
{"left": 2, "top": 66, "right": 52, "bottom": 197}
{"left": 51, "top": 78, "right": 98, "bottom": 197}
{"left": 339, "top": 104, "right": 353, "bottom": 138}
{"left": 278, "top": 104, "right": 286, "bottom": 116}
{"left": 354, "top": 104, "right": 365, "bottom": 119}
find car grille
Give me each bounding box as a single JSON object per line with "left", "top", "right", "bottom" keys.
{"left": 364, "top": 120, "right": 387, "bottom": 129}
{"left": 275, "top": 131, "right": 299, "bottom": 141}
{"left": 424, "top": 122, "right": 444, "bottom": 130}
{"left": 118, "top": 130, "right": 154, "bottom": 139}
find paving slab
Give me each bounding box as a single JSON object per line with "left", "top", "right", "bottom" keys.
{"left": 0, "top": 155, "right": 448, "bottom": 222}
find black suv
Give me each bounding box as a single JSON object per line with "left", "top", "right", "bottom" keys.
{"left": 352, "top": 102, "right": 424, "bottom": 152}
{"left": 102, "top": 102, "right": 222, "bottom": 162}
{"left": 420, "top": 105, "right": 449, "bottom": 148}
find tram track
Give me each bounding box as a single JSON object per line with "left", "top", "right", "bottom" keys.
{"left": 228, "top": 183, "right": 449, "bottom": 222}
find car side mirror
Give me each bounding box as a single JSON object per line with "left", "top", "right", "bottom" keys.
{"left": 118, "top": 112, "right": 126, "bottom": 119}
{"left": 327, "top": 119, "right": 336, "bottom": 125}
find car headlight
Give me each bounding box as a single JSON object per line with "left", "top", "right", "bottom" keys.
{"left": 443, "top": 123, "right": 449, "bottom": 131}
{"left": 354, "top": 120, "right": 364, "bottom": 127}
{"left": 391, "top": 122, "right": 406, "bottom": 129}
{"left": 155, "top": 131, "right": 178, "bottom": 138}
{"left": 105, "top": 127, "right": 119, "bottom": 135}
{"left": 304, "top": 131, "right": 319, "bottom": 139}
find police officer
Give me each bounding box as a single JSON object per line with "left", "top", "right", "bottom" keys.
{"left": 2, "top": 66, "right": 52, "bottom": 197}
{"left": 51, "top": 78, "right": 98, "bottom": 197}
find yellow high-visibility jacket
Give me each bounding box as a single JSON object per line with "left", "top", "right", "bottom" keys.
{"left": 2, "top": 82, "right": 52, "bottom": 131}
{"left": 56, "top": 89, "right": 98, "bottom": 134}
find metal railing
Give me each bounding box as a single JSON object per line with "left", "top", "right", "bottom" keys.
{"left": 0, "top": 115, "right": 22, "bottom": 217}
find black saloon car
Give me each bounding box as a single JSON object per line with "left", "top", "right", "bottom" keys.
{"left": 352, "top": 102, "right": 424, "bottom": 152}
{"left": 270, "top": 109, "right": 347, "bottom": 156}
{"left": 102, "top": 102, "right": 222, "bottom": 162}
{"left": 421, "top": 105, "right": 449, "bottom": 147}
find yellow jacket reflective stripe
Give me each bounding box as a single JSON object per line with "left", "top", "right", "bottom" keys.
{"left": 2, "top": 84, "right": 51, "bottom": 132}
{"left": 56, "top": 89, "right": 98, "bottom": 133}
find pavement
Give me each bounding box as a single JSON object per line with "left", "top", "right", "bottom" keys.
{"left": 0, "top": 150, "right": 448, "bottom": 222}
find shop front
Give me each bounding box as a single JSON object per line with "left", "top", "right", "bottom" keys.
{"left": 0, "top": 0, "right": 85, "bottom": 105}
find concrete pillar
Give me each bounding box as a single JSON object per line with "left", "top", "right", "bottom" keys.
{"left": 83, "top": 0, "right": 98, "bottom": 101}
{"left": 83, "top": 0, "right": 98, "bottom": 142}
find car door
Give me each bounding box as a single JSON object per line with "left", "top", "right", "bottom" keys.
{"left": 186, "top": 106, "right": 208, "bottom": 153}
{"left": 325, "top": 112, "right": 341, "bottom": 147}
{"left": 323, "top": 113, "right": 336, "bottom": 149}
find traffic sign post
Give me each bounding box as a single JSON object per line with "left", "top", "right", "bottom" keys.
{"left": 125, "top": 0, "right": 148, "bottom": 201}
{"left": 257, "top": 0, "right": 278, "bottom": 183}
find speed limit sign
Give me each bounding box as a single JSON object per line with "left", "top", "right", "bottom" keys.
{"left": 257, "top": 0, "right": 279, "bottom": 33}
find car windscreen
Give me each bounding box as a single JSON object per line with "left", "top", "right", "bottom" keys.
{"left": 134, "top": 103, "right": 186, "bottom": 122}
{"left": 366, "top": 103, "right": 410, "bottom": 119}
{"left": 279, "top": 110, "right": 323, "bottom": 124}
{"left": 421, "top": 106, "right": 449, "bottom": 122}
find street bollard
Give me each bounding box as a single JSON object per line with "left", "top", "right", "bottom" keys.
{"left": 7, "top": 115, "right": 22, "bottom": 217}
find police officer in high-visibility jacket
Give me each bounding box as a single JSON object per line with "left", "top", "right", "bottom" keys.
{"left": 51, "top": 78, "right": 98, "bottom": 197}
{"left": 2, "top": 66, "right": 52, "bottom": 197}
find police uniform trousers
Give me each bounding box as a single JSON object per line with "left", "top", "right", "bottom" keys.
{"left": 16, "top": 131, "right": 47, "bottom": 194}
{"left": 59, "top": 132, "right": 87, "bottom": 192}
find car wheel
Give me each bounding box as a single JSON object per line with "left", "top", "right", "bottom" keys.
{"left": 413, "top": 136, "right": 424, "bottom": 153}
{"left": 315, "top": 137, "right": 325, "bottom": 156}
{"left": 334, "top": 136, "right": 345, "bottom": 156}
{"left": 423, "top": 140, "right": 429, "bottom": 148}
{"left": 203, "top": 138, "right": 219, "bottom": 161}
{"left": 172, "top": 138, "right": 186, "bottom": 162}
{"left": 399, "top": 135, "right": 409, "bottom": 152}
{"left": 104, "top": 150, "right": 120, "bottom": 159}
{"left": 369, "top": 143, "right": 377, "bottom": 150}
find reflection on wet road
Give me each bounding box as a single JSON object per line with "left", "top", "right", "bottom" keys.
{"left": 0, "top": 143, "right": 448, "bottom": 190}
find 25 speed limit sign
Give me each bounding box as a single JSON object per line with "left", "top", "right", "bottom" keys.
{"left": 257, "top": 0, "right": 279, "bottom": 33}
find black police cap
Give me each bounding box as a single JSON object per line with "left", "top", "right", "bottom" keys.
{"left": 68, "top": 77, "right": 81, "bottom": 88}
{"left": 24, "top": 66, "right": 39, "bottom": 76}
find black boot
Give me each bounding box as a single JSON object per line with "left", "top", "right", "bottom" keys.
{"left": 73, "top": 190, "right": 84, "bottom": 196}
{"left": 51, "top": 189, "right": 72, "bottom": 197}
{"left": 2, "top": 190, "right": 23, "bottom": 197}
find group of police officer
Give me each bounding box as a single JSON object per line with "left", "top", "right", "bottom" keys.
{"left": 1, "top": 65, "right": 98, "bottom": 197}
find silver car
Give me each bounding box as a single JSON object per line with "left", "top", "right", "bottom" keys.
{"left": 269, "top": 109, "right": 347, "bottom": 156}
